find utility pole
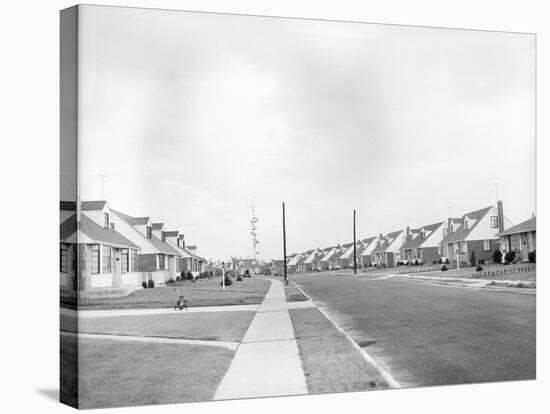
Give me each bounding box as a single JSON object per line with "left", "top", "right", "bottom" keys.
{"left": 353, "top": 210, "right": 357, "bottom": 275}
{"left": 282, "top": 202, "right": 287, "bottom": 284}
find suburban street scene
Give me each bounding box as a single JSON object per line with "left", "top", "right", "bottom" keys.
{"left": 60, "top": 5, "right": 535, "bottom": 410}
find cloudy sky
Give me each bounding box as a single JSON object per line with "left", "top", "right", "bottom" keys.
{"left": 70, "top": 5, "right": 535, "bottom": 261}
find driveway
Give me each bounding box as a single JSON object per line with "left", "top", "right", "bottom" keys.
{"left": 291, "top": 272, "right": 535, "bottom": 388}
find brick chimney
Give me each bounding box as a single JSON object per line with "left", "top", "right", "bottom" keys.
{"left": 497, "top": 200, "right": 504, "bottom": 232}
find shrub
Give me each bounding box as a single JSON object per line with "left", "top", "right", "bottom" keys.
{"left": 433, "top": 260, "right": 437, "bottom": 265}
{"left": 445, "top": 258, "right": 450, "bottom": 265}
{"left": 414, "top": 259, "right": 419, "bottom": 266}
{"left": 516, "top": 282, "right": 524, "bottom": 288}
{"left": 492, "top": 250, "right": 503, "bottom": 264}
{"left": 504, "top": 251, "right": 516, "bottom": 264}
{"left": 186, "top": 271, "right": 194, "bottom": 280}
{"left": 470, "top": 251, "right": 477, "bottom": 267}
{"left": 147, "top": 279, "right": 155, "bottom": 288}
{"left": 141, "top": 281, "right": 147, "bottom": 289}
{"left": 236, "top": 274, "right": 243, "bottom": 282}
{"left": 221, "top": 276, "right": 233, "bottom": 286}
{"left": 476, "top": 265, "right": 483, "bottom": 272}
{"left": 176, "top": 276, "right": 181, "bottom": 282}
{"left": 528, "top": 250, "right": 536, "bottom": 263}
{"left": 406, "top": 261, "right": 412, "bottom": 267}
{"left": 441, "top": 265, "right": 448, "bottom": 271}
{"left": 438, "top": 258, "right": 443, "bottom": 264}
{"left": 167, "top": 278, "right": 175, "bottom": 284}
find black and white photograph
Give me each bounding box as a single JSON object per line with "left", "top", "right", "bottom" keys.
{"left": 2, "top": 1, "right": 547, "bottom": 414}
{"left": 58, "top": 4, "right": 537, "bottom": 409}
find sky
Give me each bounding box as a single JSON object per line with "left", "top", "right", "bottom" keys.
{"left": 64, "top": 5, "right": 536, "bottom": 261}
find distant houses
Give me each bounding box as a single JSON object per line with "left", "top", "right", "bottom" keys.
{"left": 60, "top": 200, "right": 207, "bottom": 293}
{"left": 271, "top": 200, "right": 535, "bottom": 274}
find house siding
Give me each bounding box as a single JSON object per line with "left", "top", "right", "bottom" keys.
{"left": 420, "top": 247, "right": 440, "bottom": 264}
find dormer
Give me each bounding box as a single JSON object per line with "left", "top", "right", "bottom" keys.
{"left": 151, "top": 222, "right": 165, "bottom": 239}
{"left": 178, "top": 234, "right": 185, "bottom": 248}
{"left": 80, "top": 200, "right": 110, "bottom": 228}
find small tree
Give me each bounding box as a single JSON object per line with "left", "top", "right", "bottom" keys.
{"left": 186, "top": 270, "right": 194, "bottom": 280}
{"left": 528, "top": 250, "right": 536, "bottom": 263}
{"left": 470, "top": 251, "right": 477, "bottom": 267}
{"left": 492, "top": 250, "right": 503, "bottom": 264}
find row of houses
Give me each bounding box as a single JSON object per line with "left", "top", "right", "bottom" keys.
{"left": 281, "top": 201, "right": 536, "bottom": 272}
{"left": 59, "top": 200, "right": 206, "bottom": 292}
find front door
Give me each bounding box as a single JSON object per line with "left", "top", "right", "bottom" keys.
{"left": 113, "top": 248, "right": 122, "bottom": 288}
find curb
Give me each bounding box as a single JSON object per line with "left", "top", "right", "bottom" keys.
{"left": 289, "top": 281, "right": 401, "bottom": 389}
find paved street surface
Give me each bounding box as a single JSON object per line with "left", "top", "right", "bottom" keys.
{"left": 292, "top": 273, "right": 536, "bottom": 388}
{"left": 214, "top": 279, "right": 308, "bottom": 400}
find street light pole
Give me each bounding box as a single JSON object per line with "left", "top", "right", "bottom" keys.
{"left": 282, "top": 202, "right": 287, "bottom": 284}
{"left": 353, "top": 209, "right": 357, "bottom": 275}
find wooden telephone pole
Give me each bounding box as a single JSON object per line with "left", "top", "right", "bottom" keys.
{"left": 353, "top": 210, "right": 357, "bottom": 275}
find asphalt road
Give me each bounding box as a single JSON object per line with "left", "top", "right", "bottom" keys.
{"left": 291, "top": 273, "right": 536, "bottom": 388}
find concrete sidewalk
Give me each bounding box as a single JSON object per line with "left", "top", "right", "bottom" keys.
{"left": 214, "top": 279, "right": 308, "bottom": 400}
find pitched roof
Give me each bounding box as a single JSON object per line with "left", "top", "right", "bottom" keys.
{"left": 371, "top": 238, "right": 389, "bottom": 254}
{"left": 111, "top": 209, "right": 151, "bottom": 225}
{"left": 401, "top": 222, "right": 444, "bottom": 250}
{"left": 441, "top": 206, "right": 493, "bottom": 244}
{"left": 60, "top": 214, "right": 140, "bottom": 249}
{"left": 148, "top": 234, "right": 181, "bottom": 255}
{"left": 497, "top": 217, "right": 536, "bottom": 236}
{"left": 81, "top": 200, "right": 107, "bottom": 211}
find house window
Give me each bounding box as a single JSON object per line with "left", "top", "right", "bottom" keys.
{"left": 91, "top": 245, "right": 100, "bottom": 274}
{"left": 159, "top": 254, "right": 165, "bottom": 270}
{"left": 102, "top": 245, "right": 112, "bottom": 273}
{"left": 490, "top": 216, "right": 499, "bottom": 228}
{"left": 104, "top": 213, "right": 109, "bottom": 229}
{"left": 443, "top": 228, "right": 448, "bottom": 237}
{"left": 161, "top": 232, "right": 166, "bottom": 242}
{"left": 459, "top": 242, "right": 467, "bottom": 254}
{"left": 421, "top": 231, "right": 426, "bottom": 239}
{"left": 464, "top": 220, "right": 469, "bottom": 230}
{"left": 146, "top": 226, "right": 152, "bottom": 238}
{"left": 130, "top": 249, "right": 137, "bottom": 272}
{"left": 122, "top": 249, "right": 129, "bottom": 273}
{"left": 60, "top": 245, "right": 68, "bottom": 273}
{"left": 483, "top": 240, "right": 491, "bottom": 251}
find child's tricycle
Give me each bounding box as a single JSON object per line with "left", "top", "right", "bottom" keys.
{"left": 174, "top": 289, "right": 188, "bottom": 311}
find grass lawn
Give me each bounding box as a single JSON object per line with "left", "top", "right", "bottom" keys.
{"left": 414, "top": 263, "right": 536, "bottom": 281}
{"left": 289, "top": 308, "right": 388, "bottom": 394}
{"left": 61, "top": 335, "right": 233, "bottom": 408}
{"left": 284, "top": 285, "right": 309, "bottom": 302}
{"left": 74, "top": 277, "right": 271, "bottom": 310}
{"left": 61, "top": 311, "right": 255, "bottom": 342}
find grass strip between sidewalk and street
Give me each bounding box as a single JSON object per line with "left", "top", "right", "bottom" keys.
{"left": 289, "top": 307, "right": 389, "bottom": 394}
{"left": 61, "top": 310, "right": 255, "bottom": 342}
{"left": 61, "top": 335, "right": 234, "bottom": 409}
{"left": 284, "top": 285, "right": 309, "bottom": 302}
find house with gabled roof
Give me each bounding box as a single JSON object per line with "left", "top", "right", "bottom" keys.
{"left": 369, "top": 229, "right": 407, "bottom": 267}
{"left": 60, "top": 201, "right": 141, "bottom": 292}
{"left": 318, "top": 246, "right": 338, "bottom": 270}
{"left": 337, "top": 243, "right": 355, "bottom": 269}
{"left": 295, "top": 251, "right": 312, "bottom": 273}
{"left": 287, "top": 253, "right": 301, "bottom": 273}
{"left": 400, "top": 222, "right": 445, "bottom": 264}
{"left": 359, "top": 236, "right": 378, "bottom": 267}
{"left": 328, "top": 246, "right": 345, "bottom": 269}
{"left": 497, "top": 216, "right": 536, "bottom": 263}
{"left": 303, "top": 248, "right": 322, "bottom": 272}
{"left": 439, "top": 201, "right": 513, "bottom": 265}
{"left": 110, "top": 208, "right": 181, "bottom": 285}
